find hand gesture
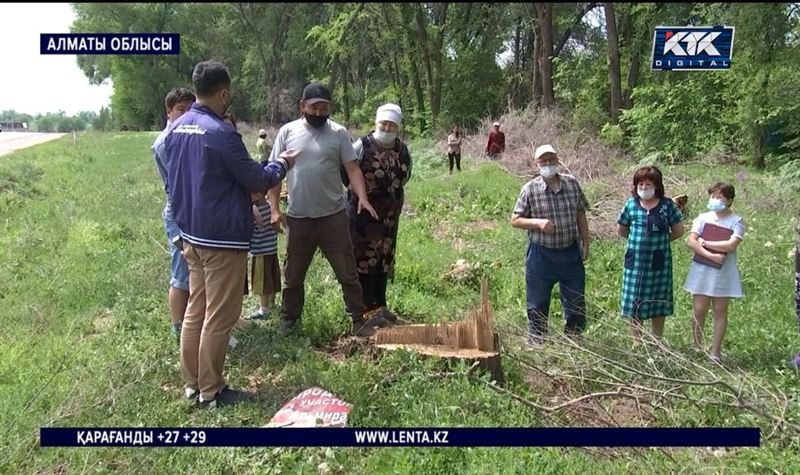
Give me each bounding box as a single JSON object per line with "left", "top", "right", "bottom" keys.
{"left": 279, "top": 148, "right": 300, "bottom": 169}
{"left": 539, "top": 219, "right": 555, "bottom": 235}
{"left": 358, "top": 198, "right": 379, "bottom": 220}
{"left": 270, "top": 210, "right": 286, "bottom": 234}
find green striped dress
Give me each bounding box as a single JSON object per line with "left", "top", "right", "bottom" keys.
{"left": 617, "top": 197, "right": 683, "bottom": 319}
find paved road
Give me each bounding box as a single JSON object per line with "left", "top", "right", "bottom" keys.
{"left": 0, "top": 132, "right": 67, "bottom": 156}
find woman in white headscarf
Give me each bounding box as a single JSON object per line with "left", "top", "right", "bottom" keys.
{"left": 344, "top": 103, "right": 412, "bottom": 325}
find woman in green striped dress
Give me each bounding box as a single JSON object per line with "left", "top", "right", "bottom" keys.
{"left": 616, "top": 166, "right": 685, "bottom": 343}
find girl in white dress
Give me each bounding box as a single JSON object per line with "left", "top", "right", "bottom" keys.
{"left": 684, "top": 182, "right": 745, "bottom": 364}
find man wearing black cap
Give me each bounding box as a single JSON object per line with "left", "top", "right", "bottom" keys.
{"left": 268, "top": 82, "right": 380, "bottom": 337}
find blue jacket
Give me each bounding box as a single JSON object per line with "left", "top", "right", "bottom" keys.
{"left": 165, "top": 103, "right": 287, "bottom": 251}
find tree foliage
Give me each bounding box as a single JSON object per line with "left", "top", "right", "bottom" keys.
{"left": 64, "top": 2, "right": 799, "bottom": 166}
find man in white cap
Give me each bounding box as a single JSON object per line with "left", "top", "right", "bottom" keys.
{"left": 346, "top": 103, "right": 412, "bottom": 325}
{"left": 485, "top": 121, "right": 505, "bottom": 159}
{"left": 256, "top": 128, "right": 270, "bottom": 161}
{"left": 267, "top": 82, "right": 380, "bottom": 337}
{"left": 511, "top": 144, "right": 590, "bottom": 348}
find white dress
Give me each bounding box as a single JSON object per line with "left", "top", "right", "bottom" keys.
{"left": 683, "top": 211, "right": 745, "bottom": 298}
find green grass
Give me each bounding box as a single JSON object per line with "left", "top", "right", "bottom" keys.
{"left": 1, "top": 132, "right": 798, "bottom": 473}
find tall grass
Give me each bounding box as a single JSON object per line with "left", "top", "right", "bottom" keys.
{"left": 0, "top": 131, "right": 797, "bottom": 473}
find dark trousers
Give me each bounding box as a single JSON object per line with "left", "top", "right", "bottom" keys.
{"left": 281, "top": 209, "right": 365, "bottom": 322}
{"left": 359, "top": 272, "right": 388, "bottom": 310}
{"left": 525, "top": 241, "right": 586, "bottom": 340}
{"left": 448, "top": 152, "right": 461, "bottom": 172}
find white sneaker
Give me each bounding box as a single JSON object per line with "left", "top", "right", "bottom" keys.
{"left": 228, "top": 335, "right": 238, "bottom": 349}
{"left": 185, "top": 387, "right": 199, "bottom": 399}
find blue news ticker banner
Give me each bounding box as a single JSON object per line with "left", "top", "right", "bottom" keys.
{"left": 651, "top": 26, "right": 734, "bottom": 71}
{"left": 40, "top": 33, "right": 180, "bottom": 55}
{"left": 41, "top": 427, "right": 760, "bottom": 448}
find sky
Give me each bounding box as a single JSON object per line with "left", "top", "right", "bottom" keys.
{"left": 0, "top": 3, "right": 113, "bottom": 116}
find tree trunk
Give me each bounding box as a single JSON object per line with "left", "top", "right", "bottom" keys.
{"left": 430, "top": 3, "right": 449, "bottom": 122}
{"left": 535, "top": 3, "right": 555, "bottom": 108}
{"left": 414, "top": 4, "right": 435, "bottom": 120}
{"left": 532, "top": 24, "right": 543, "bottom": 106}
{"left": 340, "top": 61, "right": 351, "bottom": 125}
{"left": 623, "top": 41, "right": 641, "bottom": 110}
{"left": 381, "top": 4, "right": 405, "bottom": 110}
{"left": 401, "top": 4, "right": 427, "bottom": 130}
{"left": 623, "top": 3, "right": 659, "bottom": 111}
{"left": 619, "top": 5, "right": 634, "bottom": 110}
{"left": 604, "top": 3, "right": 623, "bottom": 122}
{"left": 514, "top": 17, "right": 522, "bottom": 69}
{"left": 753, "top": 68, "right": 771, "bottom": 170}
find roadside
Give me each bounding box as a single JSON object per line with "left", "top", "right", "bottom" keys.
{"left": 0, "top": 132, "right": 66, "bottom": 156}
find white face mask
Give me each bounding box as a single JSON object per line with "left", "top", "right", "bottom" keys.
{"left": 539, "top": 165, "right": 558, "bottom": 178}
{"left": 374, "top": 129, "right": 396, "bottom": 144}
{"left": 637, "top": 187, "right": 656, "bottom": 200}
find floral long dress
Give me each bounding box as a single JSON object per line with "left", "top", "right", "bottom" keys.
{"left": 347, "top": 134, "right": 412, "bottom": 277}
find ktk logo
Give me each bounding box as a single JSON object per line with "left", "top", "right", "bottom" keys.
{"left": 663, "top": 31, "right": 721, "bottom": 56}
{"left": 651, "top": 26, "right": 734, "bottom": 71}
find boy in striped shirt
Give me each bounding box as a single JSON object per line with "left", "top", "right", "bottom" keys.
{"left": 246, "top": 191, "right": 281, "bottom": 319}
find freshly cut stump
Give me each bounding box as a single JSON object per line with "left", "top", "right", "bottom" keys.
{"left": 375, "top": 279, "right": 503, "bottom": 382}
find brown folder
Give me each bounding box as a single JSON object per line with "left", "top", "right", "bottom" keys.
{"left": 693, "top": 222, "right": 733, "bottom": 269}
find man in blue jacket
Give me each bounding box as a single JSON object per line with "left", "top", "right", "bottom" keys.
{"left": 166, "top": 60, "right": 296, "bottom": 408}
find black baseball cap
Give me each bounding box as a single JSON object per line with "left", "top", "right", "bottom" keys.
{"left": 301, "top": 82, "right": 331, "bottom": 105}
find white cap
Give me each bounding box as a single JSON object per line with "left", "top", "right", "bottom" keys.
{"left": 492, "top": 122, "right": 500, "bottom": 127}
{"left": 376, "top": 103, "right": 403, "bottom": 126}
{"left": 258, "top": 129, "right": 267, "bottom": 136}
{"left": 534, "top": 144, "right": 557, "bottom": 160}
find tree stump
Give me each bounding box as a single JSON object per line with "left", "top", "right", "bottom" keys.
{"left": 374, "top": 278, "right": 504, "bottom": 382}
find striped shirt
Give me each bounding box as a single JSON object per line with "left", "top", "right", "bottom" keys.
{"left": 250, "top": 200, "right": 278, "bottom": 256}
{"left": 513, "top": 174, "right": 589, "bottom": 249}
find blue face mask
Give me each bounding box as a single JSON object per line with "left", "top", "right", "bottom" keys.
{"left": 707, "top": 198, "right": 727, "bottom": 211}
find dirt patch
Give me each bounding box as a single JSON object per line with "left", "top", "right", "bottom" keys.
{"left": 401, "top": 201, "right": 417, "bottom": 218}
{"left": 93, "top": 311, "right": 116, "bottom": 334}
{"left": 323, "top": 336, "right": 375, "bottom": 361}
{"left": 463, "top": 220, "right": 498, "bottom": 233}
{"left": 432, "top": 220, "right": 452, "bottom": 242}
{"left": 433, "top": 220, "right": 480, "bottom": 252}
{"left": 522, "top": 369, "right": 655, "bottom": 428}
{"left": 451, "top": 236, "right": 469, "bottom": 252}
{"left": 35, "top": 464, "right": 68, "bottom": 475}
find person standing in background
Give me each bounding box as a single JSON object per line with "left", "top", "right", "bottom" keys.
{"left": 447, "top": 125, "right": 462, "bottom": 174}
{"left": 485, "top": 121, "right": 505, "bottom": 159}
{"left": 152, "top": 87, "right": 196, "bottom": 339}
{"left": 256, "top": 129, "right": 270, "bottom": 161}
